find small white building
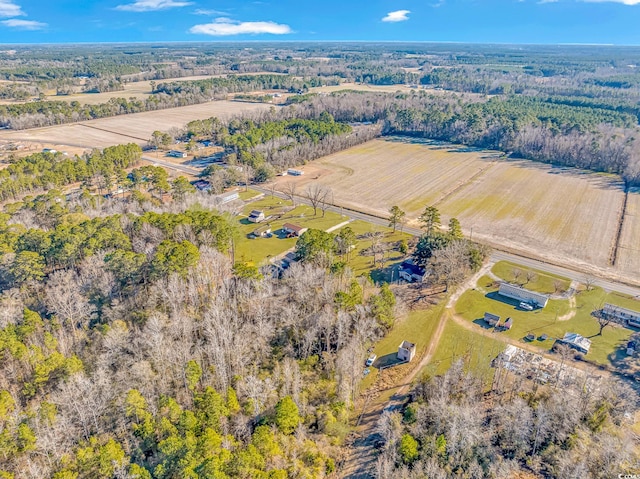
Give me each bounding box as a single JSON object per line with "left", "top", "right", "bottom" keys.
{"left": 248, "top": 210, "right": 265, "bottom": 223}
{"left": 397, "top": 341, "right": 416, "bottom": 362}
{"left": 168, "top": 150, "right": 187, "bottom": 158}
{"left": 498, "top": 283, "right": 549, "bottom": 309}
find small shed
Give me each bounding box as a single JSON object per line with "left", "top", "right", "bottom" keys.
{"left": 397, "top": 341, "right": 416, "bottom": 362}
{"left": 282, "top": 223, "right": 308, "bottom": 237}
{"left": 502, "top": 317, "right": 513, "bottom": 330}
{"left": 191, "top": 180, "right": 212, "bottom": 191}
{"left": 484, "top": 312, "right": 500, "bottom": 327}
{"left": 248, "top": 210, "right": 265, "bottom": 223}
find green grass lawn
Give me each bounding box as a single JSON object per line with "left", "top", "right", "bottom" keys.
{"left": 491, "top": 260, "right": 571, "bottom": 294}
{"left": 425, "top": 318, "right": 505, "bottom": 387}
{"left": 455, "top": 278, "right": 636, "bottom": 366}
{"left": 335, "top": 220, "right": 412, "bottom": 282}
{"left": 360, "top": 302, "right": 446, "bottom": 393}
{"left": 234, "top": 197, "right": 345, "bottom": 265}
{"left": 238, "top": 188, "right": 262, "bottom": 201}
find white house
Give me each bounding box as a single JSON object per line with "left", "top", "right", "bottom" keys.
{"left": 603, "top": 303, "right": 640, "bottom": 328}
{"left": 168, "top": 150, "right": 187, "bottom": 158}
{"left": 248, "top": 210, "right": 265, "bottom": 223}
{"left": 498, "top": 283, "right": 549, "bottom": 309}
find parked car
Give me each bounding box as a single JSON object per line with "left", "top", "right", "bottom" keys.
{"left": 519, "top": 302, "right": 534, "bottom": 311}
{"left": 365, "top": 354, "right": 377, "bottom": 366}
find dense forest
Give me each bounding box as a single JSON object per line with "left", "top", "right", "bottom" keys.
{"left": 376, "top": 362, "right": 638, "bottom": 478}
{"left": 0, "top": 182, "right": 399, "bottom": 478}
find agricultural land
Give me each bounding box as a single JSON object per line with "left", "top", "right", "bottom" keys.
{"left": 0, "top": 100, "right": 274, "bottom": 149}
{"left": 276, "top": 137, "right": 638, "bottom": 283}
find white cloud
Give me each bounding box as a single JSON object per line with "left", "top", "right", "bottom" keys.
{"left": 1, "top": 19, "right": 46, "bottom": 30}
{"left": 382, "top": 10, "right": 410, "bottom": 22}
{"left": 0, "top": 0, "right": 24, "bottom": 17}
{"left": 193, "top": 8, "right": 228, "bottom": 15}
{"left": 581, "top": 0, "right": 640, "bottom": 4}
{"left": 189, "top": 17, "right": 292, "bottom": 36}
{"left": 115, "top": 0, "right": 192, "bottom": 12}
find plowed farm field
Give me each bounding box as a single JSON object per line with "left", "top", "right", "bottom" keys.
{"left": 0, "top": 100, "right": 274, "bottom": 149}
{"left": 616, "top": 187, "right": 640, "bottom": 275}
{"left": 278, "top": 137, "right": 634, "bottom": 280}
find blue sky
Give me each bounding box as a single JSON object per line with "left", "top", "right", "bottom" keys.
{"left": 0, "top": 0, "right": 640, "bottom": 44}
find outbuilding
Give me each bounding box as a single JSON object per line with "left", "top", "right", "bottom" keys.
{"left": 484, "top": 312, "right": 500, "bottom": 327}
{"left": 282, "top": 223, "right": 307, "bottom": 237}
{"left": 397, "top": 340, "right": 416, "bottom": 362}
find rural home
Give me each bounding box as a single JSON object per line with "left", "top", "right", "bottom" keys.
{"left": 484, "top": 312, "right": 500, "bottom": 327}
{"left": 286, "top": 169, "right": 304, "bottom": 176}
{"left": 168, "top": 150, "right": 187, "bottom": 158}
{"left": 399, "top": 260, "right": 426, "bottom": 283}
{"left": 558, "top": 332, "right": 591, "bottom": 354}
{"left": 282, "top": 223, "right": 308, "bottom": 237}
{"left": 191, "top": 180, "right": 212, "bottom": 192}
{"left": 248, "top": 210, "right": 266, "bottom": 223}
{"left": 602, "top": 303, "right": 640, "bottom": 328}
{"left": 498, "top": 283, "right": 549, "bottom": 308}
{"left": 214, "top": 191, "right": 240, "bottom": 204}
{"left": 397, "top": 340, "right": 416, "bottom": 362}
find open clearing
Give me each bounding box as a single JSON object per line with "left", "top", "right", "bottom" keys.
{"left": 279, "top": 137, "right": 633, "bottom": 281}
{"left": 0, "top": 100, "right": 273, "bottom": 149}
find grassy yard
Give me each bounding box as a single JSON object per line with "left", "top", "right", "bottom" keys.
{"left": 491, "top": 260, "right": 571, "bottom": 294}
{"left": 455, "top": 276, "right": 637, "bottom": 366}
{"left": 234, "top": 196, "right": 345, "bottom": 265}
{"left": 335, "top": 220, "right": 413, "bottom": 282}
{"left": 238, "top": 188, "right": 262, "bottom": 201}
{"left": 360, "top": 302, "right": 446, "bottom": 394}
{"left": 425, "top": 318, "right": 505, "bottom": 386}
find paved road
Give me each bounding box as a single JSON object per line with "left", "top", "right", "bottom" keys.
{"left": 141, "top": 155, "right": 200, "bottom": 175}
{"left": 252, "top": 186, "right": 640, "bottom": 297}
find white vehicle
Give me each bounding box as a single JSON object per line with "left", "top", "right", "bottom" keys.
{"left": 519, "top": 302, "right": 534, "bottom": 311}
{"left": 365, "top": 354, "right": 377, "bottom": 366}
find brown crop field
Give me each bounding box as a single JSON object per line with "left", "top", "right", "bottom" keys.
{"left": 0, "top": 100, "right": 274, "bottom": 148}
{"left": 616, "top": 188, "right": 640, "bottom": 275}
{"left": 276, "top": 137, "right": 634, "bottom": 281}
